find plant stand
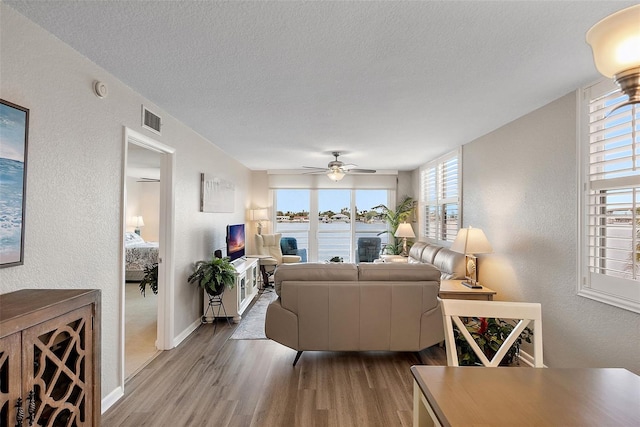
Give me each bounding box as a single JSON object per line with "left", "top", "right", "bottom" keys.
{"left": 202, "top": 292, "right": 232, "bottom": 334}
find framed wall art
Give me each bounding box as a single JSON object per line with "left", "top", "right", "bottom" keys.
{"left": 200, "top": 173, "right": 234, "bottom": 213}
{"left": 0, "top": 99, "right": 29, "bottom": 267}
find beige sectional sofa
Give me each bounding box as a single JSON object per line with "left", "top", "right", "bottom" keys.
{"left": 406, "top": 241, "right": 466, "bottom": 280}
{"left": 264, "top": 262, "right": 445, "bottom": 365}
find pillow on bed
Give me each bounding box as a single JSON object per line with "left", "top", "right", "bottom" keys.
{"left": 125, "top": 232, "right": 144, "bottom": 245}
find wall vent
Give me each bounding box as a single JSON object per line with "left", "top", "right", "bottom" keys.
{"left": 142, "top": 105, "right": 162, "bottom": 135}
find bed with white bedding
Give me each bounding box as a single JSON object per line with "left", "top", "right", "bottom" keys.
{"left": 125, "top": 232, "right": 159, "bottom": 281}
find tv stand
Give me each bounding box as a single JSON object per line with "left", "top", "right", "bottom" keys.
{"left": 202, "top": 257, "right": 259, "bottom": 323}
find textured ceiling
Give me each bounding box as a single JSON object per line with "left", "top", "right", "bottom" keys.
{"left": 5, "top": 1, "right": 635, "bottom": 172}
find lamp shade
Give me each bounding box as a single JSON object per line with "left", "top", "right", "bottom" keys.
{"left": 250, "top": 208, "right": 269, "bottom": 221}
{"left": 130, "top": 216, "right": 144, "bottom": 228}
{"left": 586, "top": 5, "right": 640, "bottom": 78}
{"left": 450, "top": 226, "right": 492, "bottom": 255}
{"left": 394, "top": 222, "right": 415, "bottom": 238}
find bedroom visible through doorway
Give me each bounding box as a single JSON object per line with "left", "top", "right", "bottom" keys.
{"left": 124, "top": 143, "right": 162, "bottom": 379}
{"left": 121, "top": 127, "right": 176, "bottom": 392}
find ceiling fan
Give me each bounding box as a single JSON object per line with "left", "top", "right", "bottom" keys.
{"left": 303, "top": 152, "right": 376, "bottom": 181}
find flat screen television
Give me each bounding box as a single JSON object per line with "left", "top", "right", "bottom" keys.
{"left": 226, "top": 223, "right": 246, "bottom": 262}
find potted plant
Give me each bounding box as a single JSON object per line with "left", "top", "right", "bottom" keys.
{"left": 373, "top": 195, "right": 416, "bottom": 255}
{"left": 139, "top": 263, "right": 158, "bottom": 297}
{"left": 187, "top": 256, "right": 236, "bottom": 296}
{"left": 454, "top": 317, "right": 533, "bottom": 366}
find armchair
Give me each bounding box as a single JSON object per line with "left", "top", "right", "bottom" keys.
{"left": 280, "top": 237, "right": 307, "bottom": 262}
{"left": 255, "top": 233, "right": 301, "bottom": 287}
{"left": 357, "top": 237, "right": 381, "bottom": 263}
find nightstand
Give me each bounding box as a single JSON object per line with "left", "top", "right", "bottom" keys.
{"left": 439, "top": 279, "right": 496, "bottom": 301}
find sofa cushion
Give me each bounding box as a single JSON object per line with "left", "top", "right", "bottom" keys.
{"left": 358, "top": 263, "right": 441, "bottom": 281}
{"left": 408, "top": 241, "right": 428, "bottom": 263}
{"left": 420, "top": 244, "right": 443, "bottom": 264}
{"left": 274, "top": 262, "right": 358, "bottom": 295}
{"left": 432, "top": 248, "right": 465, "bottom": 279}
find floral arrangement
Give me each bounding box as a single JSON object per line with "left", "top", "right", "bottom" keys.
{"left": 454, "top": 317, "right": 533, "bottom": 366}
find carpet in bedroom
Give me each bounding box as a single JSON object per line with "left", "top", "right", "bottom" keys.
{"left": 229, "top": 290, "right": 277, "bottom": 340}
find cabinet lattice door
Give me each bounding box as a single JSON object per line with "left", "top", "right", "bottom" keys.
{"left": 22, "top": 305, "right": 93, "bottom": 427}
{"left": 0, "top": 333, "right": 22, "bottom": 426}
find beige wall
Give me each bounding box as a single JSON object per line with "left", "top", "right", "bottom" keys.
{"left": 126, "top": 177, "right": 160, "bottom": 242}
{"left": 460, "top": 92, "right": 639, "bottom": 374}
{"left": 0, "top": 4, "right": 252, "bottom": 401}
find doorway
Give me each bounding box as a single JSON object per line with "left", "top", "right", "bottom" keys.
{"left": 121, "top": 128, "right": 176, "bottom": 387}
{"left": 124, "top": 144, "right": 161, "bottom": 379}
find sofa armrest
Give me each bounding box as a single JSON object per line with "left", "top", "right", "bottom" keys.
{"left": 265, "top": 298, "right": 299, "bottom": 350}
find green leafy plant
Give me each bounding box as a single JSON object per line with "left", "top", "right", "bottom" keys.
{"left": 187, "top": 256, "right": 236, "bottom": 296}
{"left": 328, "top": 256, "right": 343, "bottom": 263}
{"left": 139, "top": 263, "right": 159, "bottom": 297}
{"left": 454, "top": 317, "right": 533, "bottom": 366}
{"left": 372, "top": 195, "right": 416, "bottom": 255}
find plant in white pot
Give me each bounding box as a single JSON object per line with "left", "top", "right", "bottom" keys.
{"left": 187, "top": 256, "right": 236, "bottom": 296}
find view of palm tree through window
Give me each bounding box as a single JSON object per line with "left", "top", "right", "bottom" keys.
{"left": 275, "top": 189, "right": 390, "bottom": 262}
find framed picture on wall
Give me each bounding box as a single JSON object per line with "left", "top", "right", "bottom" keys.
{"left": 0, "top": 99, "right": 29, "bottom": 267}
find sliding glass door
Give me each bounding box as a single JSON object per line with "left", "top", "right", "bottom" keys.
{"left": 275, "top": 189, "right": 391, "bottom": 263}
{"left": 318, "top": 189, "right": 351, "bottom": 262}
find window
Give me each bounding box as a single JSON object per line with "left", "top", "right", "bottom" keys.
{"left": 420, "top": 149, "right": 460, "bottom": 242}
{"left": 579, "top": 79, "right": 640, "bottom": 313}
{"left": 274, "top": 188, "right": 391, "bottom": 262}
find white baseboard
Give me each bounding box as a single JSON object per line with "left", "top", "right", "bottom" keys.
{"left": 101, "top": 386, "right": 124, "bottom": 414}
{"left": 172, "top": 318, "right": 201, "bottom": 347}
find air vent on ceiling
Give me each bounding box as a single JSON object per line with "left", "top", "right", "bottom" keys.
{"left": 142, "top": 105, "right": 162, "bottom": 135}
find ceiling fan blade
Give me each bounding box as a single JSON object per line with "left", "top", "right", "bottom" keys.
{"left": 348, "top": 168, "right": 376, "bottom": 173}
{"left": 302, "top": 166, "right": 327, "bottom": 170}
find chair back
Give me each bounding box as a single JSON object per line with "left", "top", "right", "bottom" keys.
{"left": 255, "top": 233, "right": 284, "bottom": 264}
{"left": 440, "top": 298, "right": 543, "bottom": 367}
{"left": 357, "top": 237, "right": 381, "bottom": 263}
{"left": 281, "top": 237, "right": 307, "bottom": 262}
{"left": 280, "top": 237, "right": 298, "bottom": 254}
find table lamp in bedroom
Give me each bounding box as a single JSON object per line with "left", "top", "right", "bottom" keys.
{"left": 132, "top": 216, "right": 145, "bottom": 235}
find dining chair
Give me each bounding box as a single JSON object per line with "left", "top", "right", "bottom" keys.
{"left": 440, "top": 298, "right": 544, "bottom": 367}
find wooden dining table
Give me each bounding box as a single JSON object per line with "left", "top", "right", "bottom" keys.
{"left": 411, "top": 365, "right": 640, "bottom": 427}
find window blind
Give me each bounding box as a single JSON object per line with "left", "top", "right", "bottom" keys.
{"left": 581, "top": 80, "right": 640, "bottom": 313}
{"left": 420, "top": 149, "right": 460, "bottom": 242}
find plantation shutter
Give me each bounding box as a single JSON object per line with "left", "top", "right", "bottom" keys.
{"left": 420, "top": 149, "right": 460, "bottom": 242}
{"left": 581, "top": 79, "right": 640, "bottom": 312}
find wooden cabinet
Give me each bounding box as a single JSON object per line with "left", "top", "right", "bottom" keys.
{"left": 203, "top": 257, "right": 259, "bottom": 323}
{"left": 0, "top": 289, "right": 101, "bottom": 427}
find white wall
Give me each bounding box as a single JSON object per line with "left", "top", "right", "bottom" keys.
{"left": 0, "top": 4, "right": 252, "bottom": 401}
{"left": 460, "top": 92, "right": 640, "bottom": 374}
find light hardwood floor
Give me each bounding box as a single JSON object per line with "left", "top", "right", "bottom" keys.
{"left": 103, "top": 313, "right": 446, "bottom": 427}
{"left": 125, "top": 282, "right": 159, "bottom": 379}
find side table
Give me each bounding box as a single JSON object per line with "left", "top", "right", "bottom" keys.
{"left": 439, "top": 279, "right": 496, "bottom": 301}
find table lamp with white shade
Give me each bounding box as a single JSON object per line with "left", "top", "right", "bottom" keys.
{"left": 131, "top": 216, "right": 145, "bottom": 235}
{"left": 450, "top": 226, "right": 493, "bottom": 289}
{"left": 249, "top": 208, "right": 269, "bottom": 235}
{"left": 394, "top": 222, "right": 415, "bottom": 256}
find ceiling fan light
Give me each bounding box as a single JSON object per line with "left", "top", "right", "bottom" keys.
{"left": 327, "top": 168, "right": 345, "bottom": 181}
{"left": 587, "top": 5, "right": 640, "bottom": 111}
{"left": 586, "top": 5, "right": 640, "bottom": 78}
